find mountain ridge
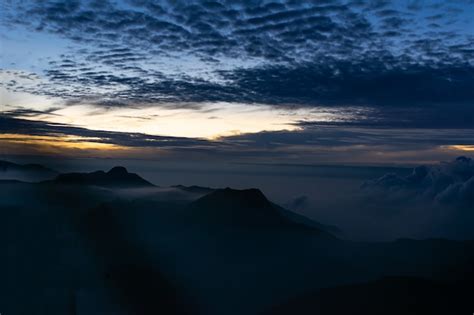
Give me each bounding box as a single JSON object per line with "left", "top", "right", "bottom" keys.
{"left": 0, "top": 160, "right": 58, "bottom": 181}
{"left": 188, "top": 187, "right": 335, "bottom": 235}
{"left": 44, "top": 166, "right": 154, "bottom": 188}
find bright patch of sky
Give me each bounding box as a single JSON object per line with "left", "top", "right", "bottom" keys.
{"left": 11, "top": 102, "right": 369, "bottom": 139}
{"left": 1, "top": 0, "right": 473, "bottom": 150}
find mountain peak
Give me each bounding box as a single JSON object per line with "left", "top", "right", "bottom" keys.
{"left": 188, "top": 188, "right": 298, "bottom": 228}
{"left": 107, "top": 166, "right": 129, "bottom": 175}
{"left": 49, "top": 167, "right": 153, "bottom": 188}
{"left": 187, "top": 187, "right": 334, "bottom": 235}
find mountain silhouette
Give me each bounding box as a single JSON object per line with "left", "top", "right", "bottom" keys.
{"left": 46, "top": 166, "right": 154, "bottom": 188}
{"left": 3, "top": 161, "right": 474, "bottom": 315}
{"left": 188, "top": 188, "right": 333, "bottom": 234}
{"left": 264, "top": 276, "right": 472, "bottom": 315}
{"left": 79, "top": 204, "right": 197, "bottom": 315}
{"left": 0, "top": 160, "right": 58, "bottom": 181}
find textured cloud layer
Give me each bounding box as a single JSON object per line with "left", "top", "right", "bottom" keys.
{"left": 363, "top": 156, "right": 474, "bottom": 207}
{"left": 2, "top": 0, "right": 473, "bottom": 120}
{"left": 2, "top": 114, "right": 474, "bottom": 165}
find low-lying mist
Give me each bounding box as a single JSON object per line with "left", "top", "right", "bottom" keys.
{"left": 1, "top": 155, "right": 473, "bottom": 241}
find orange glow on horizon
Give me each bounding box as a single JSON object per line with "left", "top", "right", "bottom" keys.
{"left": 0, "top": 133, "right": 129, "bottom": 153}
{"left": 446, "top": 145, "right": 474, "bottom": 152}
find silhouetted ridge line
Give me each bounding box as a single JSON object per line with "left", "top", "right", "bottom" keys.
{"left": 0, "top": 160, "right": 56, "bottom": 173}
{"left": 189, "top": 188, "right": 333, "bottom": 235}
{"left": 0, "top": 160, "right": 58, "bottom": 181}
{"left": 47, "top": 166, "right": 154, "bottom": 188}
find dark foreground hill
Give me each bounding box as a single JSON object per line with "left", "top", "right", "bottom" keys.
{"left": 45, "top": 166, "right": 154, "bottom": 188}
{"left": 264, "top": 275, "right": 473, "bottom": 315}
{"left": 2, "top": 165, "right": 474, "bottom": 315}
{"left": 79, "top": 204, "right": 197, "bottom": 315}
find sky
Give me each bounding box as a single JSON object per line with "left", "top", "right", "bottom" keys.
{"left": 1, "top": 0, "right": 473, "bottom": 165}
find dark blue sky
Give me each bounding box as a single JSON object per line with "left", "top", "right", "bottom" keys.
{"left": 1, "top": 0, "right": 473, "bottom": 164}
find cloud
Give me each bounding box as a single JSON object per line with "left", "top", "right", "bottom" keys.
{"left": 2, "top": 109, "right": 474, "bottom": 164}
{"left": 221, "top": 61, "right": 474, "bottom": 108}
{"left": 271, "top": 156, "right": 474, "bottom": 241}
{"left": 1, "top": 0, "right": 473, "bottom": 120}
{"left": 363, "top": 156, "right": 474, "bottom": 207}
{"left": 0, "top": 115, "right": 213, "bottom": 149}
{"left": 223, "top": 125, "right": 474, "bottom": 149}
{"left": 355, "top": 156, "right": 474, "bottom": 239}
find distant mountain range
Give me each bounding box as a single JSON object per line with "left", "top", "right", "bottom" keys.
{"left": 0, "top": 162, "right": 332, "bottom": 233}
{"left": 1, "top": 161, "right": 474, "bottom": 315}
{"left": 0, "top": 160, "right": 58, "bottom": 181}
{"left": 44, "top": 166, "right": 154, "bottom": 188}
{"left": 0, "top": 161, "right": 155, "bottom": 188}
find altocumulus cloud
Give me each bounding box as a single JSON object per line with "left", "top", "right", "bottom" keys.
{"left": 1, "top": 0, "right": 473, "bottom": 124}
